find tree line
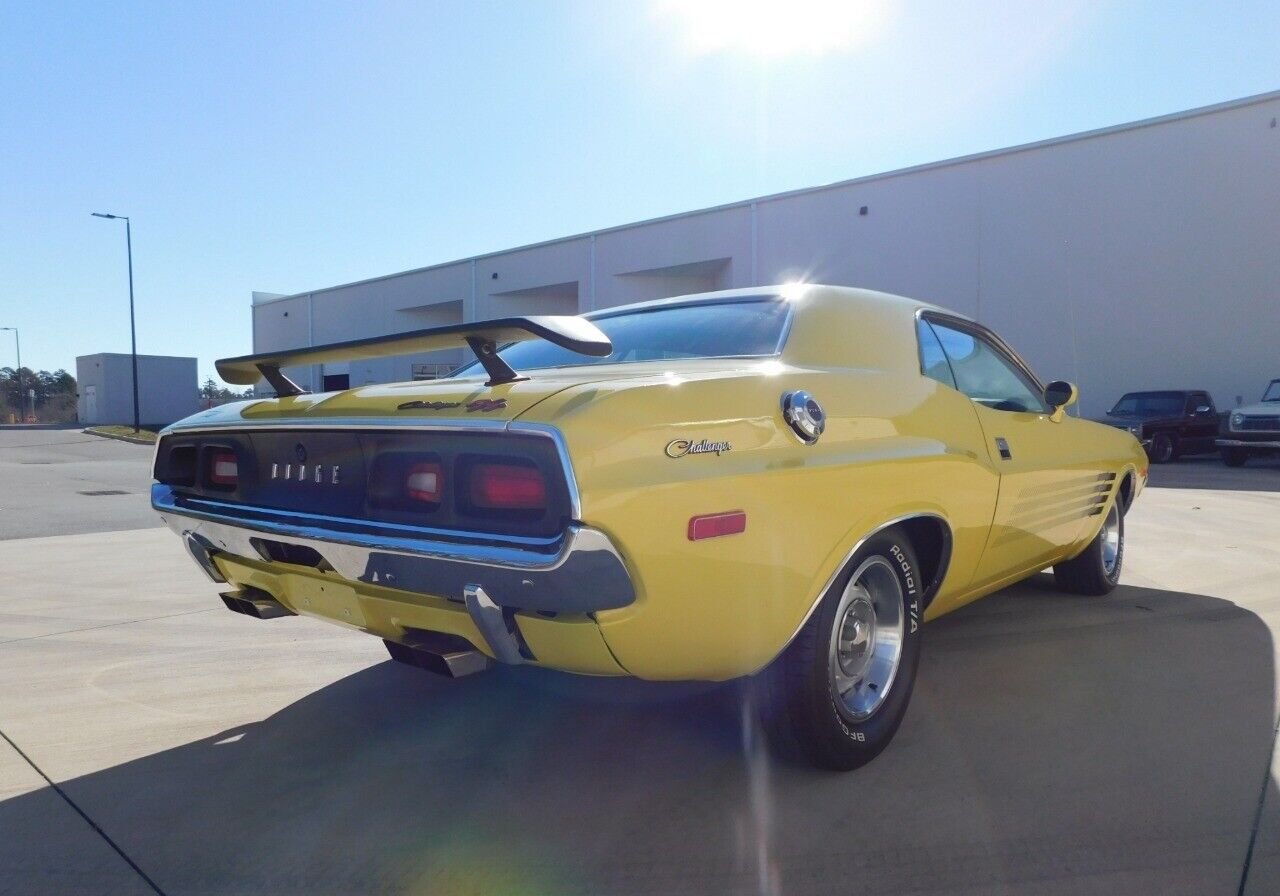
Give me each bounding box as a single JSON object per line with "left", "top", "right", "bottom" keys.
{"left": 200, "top": 379, "right": 254, "bottom": 400}
{"left": 0, "top": 367, "right": 77, "bottom": 422}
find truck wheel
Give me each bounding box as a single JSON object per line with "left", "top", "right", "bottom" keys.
{"left": 1053, "top": 500, "right": 1123, "bottom": 595}
{"left": 759, "top": 529, "right": 923, "bottom": 770}
{"left": 1222, "top": 448, "right": 1249, "bottom": 467}
{"left": 1148, "top": 432, "right": 1177, "bottom": 463}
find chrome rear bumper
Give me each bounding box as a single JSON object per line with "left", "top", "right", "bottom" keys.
{"left": 152, "top": 484, "right": 635, "bottom": 615}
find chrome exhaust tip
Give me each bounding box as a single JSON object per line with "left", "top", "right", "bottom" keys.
{"left": 219, "top": 587, "right": 295, "bottom": 620}
{"left": 384, "top": 632, "right": 491, "bottom": 678}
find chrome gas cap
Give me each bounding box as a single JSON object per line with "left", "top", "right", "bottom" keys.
{"left": 781, "top": 390, "right": 826, "bottom": 444}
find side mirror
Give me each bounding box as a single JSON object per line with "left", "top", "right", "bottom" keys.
{"left": 1195, "top": 405, "right": 1212, "bottom": 415}
{"left": 1043, "top": 380, "right": 1078, "bottom": 422}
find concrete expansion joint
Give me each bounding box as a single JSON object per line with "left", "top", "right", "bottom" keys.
{"left": 0, "top": 726, "right": 168, "bottom": 896}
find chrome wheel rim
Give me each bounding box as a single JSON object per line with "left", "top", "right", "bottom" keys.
{"left": 1100, "top": 501, "right": 1121, "bottom": 576}
{"left": 829, "top": 556, "right": 905, "bottom": 721}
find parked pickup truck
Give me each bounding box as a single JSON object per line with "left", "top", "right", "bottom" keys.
{"left": 1096, "top": 390, "right": 1219, "bottom": 463}
{"left": 1216, "top": 378, "right": 1280, "bottom": 467}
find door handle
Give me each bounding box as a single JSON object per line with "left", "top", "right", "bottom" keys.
{"left": 995, "top": 437, "right": 1012, "bottom": 460}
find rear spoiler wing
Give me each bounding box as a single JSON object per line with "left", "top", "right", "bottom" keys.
{"left": 215, "top": 315, "right": 612, "bottom": 396}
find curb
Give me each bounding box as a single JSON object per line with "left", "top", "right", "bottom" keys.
{"left": 83, "top": 427, "right": 156, "bottom": 446}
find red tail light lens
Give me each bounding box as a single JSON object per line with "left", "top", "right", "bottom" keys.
{"left": 210, "top": 452, "right": 238, "bottom": 487}
{"left": 469, "top": 463, "right": 547, "bottom": 510}
{"left": 405, "top": 461, "right": 443, "bottom": 504}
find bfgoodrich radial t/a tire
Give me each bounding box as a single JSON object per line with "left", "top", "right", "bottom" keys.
{"left": 759, "top": 529, "right": 924, "bottom": 770}
{"left": 1053, "top": 499, "right": 1124, "bottom": 596}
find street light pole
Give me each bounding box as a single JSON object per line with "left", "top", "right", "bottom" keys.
{"left": 0, "top": 327, "right": 19, "bottom": 421}
{"left": 0, "top": 327, "right": 19, "bottom": 373}
{"left": 92, "top": 212, "right": 141, "bottom": 432}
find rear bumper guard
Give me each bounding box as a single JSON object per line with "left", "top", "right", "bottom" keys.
{"left": 153, "top": 484, "right": 637, "bottom": 619}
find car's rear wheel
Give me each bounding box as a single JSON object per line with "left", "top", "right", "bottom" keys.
{"left": 1222, "top": 448, "right": 1249, "bottom": 467}
{"left": 1053, "top": 499, "right": 1123, "bottom": 595}
{"left": 758, "top": 530, "right": 923, "bottom": 770}
{"left": 1148, "top": 432, "right": 1177, "bottom": 463}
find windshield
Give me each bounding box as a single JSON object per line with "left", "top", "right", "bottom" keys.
{"left": 1263, "top": 380, "right": 1280, "bottom": 402}
{"left": 453, "top": 298, "right": 789, "bottom": 375}
{"left": 1109, "top": 392, "right": 1185, "bottom": 417}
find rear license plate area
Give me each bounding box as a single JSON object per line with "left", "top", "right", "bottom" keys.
{"left": 283, "top": 576, "right": 366, "bottom": 629}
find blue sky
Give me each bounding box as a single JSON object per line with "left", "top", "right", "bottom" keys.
{"left": 1, "top": 1, "right": 1277, "bottom": 384}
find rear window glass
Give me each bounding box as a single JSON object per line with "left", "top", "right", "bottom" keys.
{"left": 454, "top": 298, "right": 789, "bottom": 374}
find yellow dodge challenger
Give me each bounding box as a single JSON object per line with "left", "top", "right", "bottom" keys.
{"left": 153, "top": 285, "right": 1146, "bottom": 769}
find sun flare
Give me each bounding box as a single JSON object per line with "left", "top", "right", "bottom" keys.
{"left": 654, "top": 0, "right": 892, "bottom": 58}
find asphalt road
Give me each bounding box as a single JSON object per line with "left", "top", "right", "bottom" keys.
{"left": 0, "top": 427, "right": 160, "bottom": 540}
{"left": 0, "top": 426, "right": 1277, "bottom": 894}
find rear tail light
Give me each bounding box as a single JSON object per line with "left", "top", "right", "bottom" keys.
{"left": 468, "top": 463, "right": 547, "bottom": 511}
{"left": 210, "top": 452, "right": 239, "bottom": 488}
{"left": 405, "top": 462, "right": 443, "bottom": 504}
{"left": 157, "top": 443, "right": 196, "bottom": 487}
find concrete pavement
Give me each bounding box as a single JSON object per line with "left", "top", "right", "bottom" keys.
{"left": 0, "top": 436, "right": 1276, "bottom": 894}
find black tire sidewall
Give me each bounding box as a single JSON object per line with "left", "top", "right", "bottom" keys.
{"left": 1150, "top": 432, "right": 1175, "bottom": 463}
{"left": 1223, "top": 449, "right": 1248, "bottom": 467}
{"left": 801, "top": 531, "right": 924, "bottom": 767}
{"left": 1053, "top": 497, "right": 1125, "bottom": 595}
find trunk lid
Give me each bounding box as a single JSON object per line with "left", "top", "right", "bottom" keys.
{"left": 220, "top": 359, "right": 762, "bottom": 426}
{"left": 171, "top": 357, "right": 772, "bottom": 433}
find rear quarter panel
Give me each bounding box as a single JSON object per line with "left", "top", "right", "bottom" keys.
{"left": 523, "top": 363, "right": 1001, "bottom": 681}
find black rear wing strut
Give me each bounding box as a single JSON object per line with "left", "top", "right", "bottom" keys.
{"left": 215, "top": 315, "right": 613, "bottom": 395}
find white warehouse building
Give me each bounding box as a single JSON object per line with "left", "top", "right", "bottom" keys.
{"left": 251, "top": 91, "right": 1280, "bottom": 417}
{"left": 76, "top": 353, "right": 199, "bottom": 427}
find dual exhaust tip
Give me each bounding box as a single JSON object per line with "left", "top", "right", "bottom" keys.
{"left": 218, "top": 587, "right": 490, "bottom": 678}
{"left": 219, "top": 587, "right": 295, "bottom": 620}
{"left": 384, "top": 630, "right": 492, "bottom": 678}
{"left": 218, "top": 582, "right": 504, "bottom": 679}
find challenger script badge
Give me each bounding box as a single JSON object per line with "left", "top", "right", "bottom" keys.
{"left": 665, "top": 438, "right": 732, "bottom": 458}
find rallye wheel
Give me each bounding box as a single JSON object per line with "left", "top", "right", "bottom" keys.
{"left": 1053, "top": 499, "right": 1123, "bottom": 595}
{"left": 759, "top": 529, "right": 923, "bottom": 770}
{"left": 1148, "top": 432, "right": 1177, "bottom": 463}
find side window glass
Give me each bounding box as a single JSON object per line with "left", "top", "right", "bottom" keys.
{"left": 916, "top": 319, "right": 956, "bottom": 388}
{"left": 929, "top": 320, "right": 1047, "bottom": 413}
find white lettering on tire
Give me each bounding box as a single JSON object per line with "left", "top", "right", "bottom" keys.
{"left": 889, "top": 543, "right": 921, "bottom": 632}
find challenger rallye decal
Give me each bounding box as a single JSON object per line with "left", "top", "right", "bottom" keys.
{"left": 397, "top": 398, "right": 509, "bottom": 412}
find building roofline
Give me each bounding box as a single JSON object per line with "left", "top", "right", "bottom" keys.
{"left": 77, "top": 352, "right": 197, "bottom": 360}
{"left": 254, "top": 87, "right": 1280, "bottom": 308}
